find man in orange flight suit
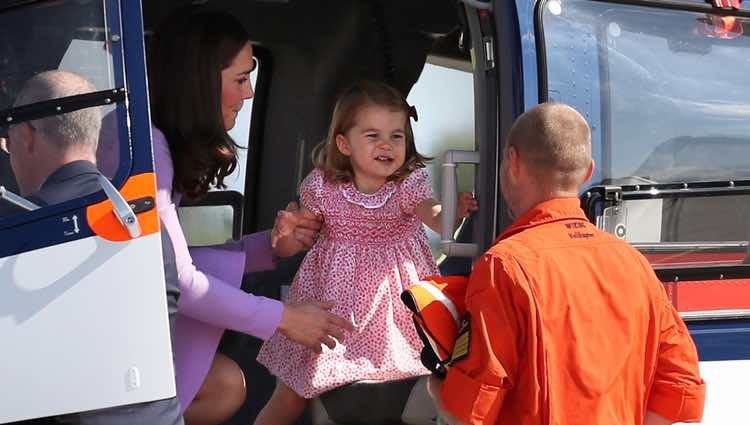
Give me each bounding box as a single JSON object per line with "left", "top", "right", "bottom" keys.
{"left": 429, "top": 103, "right": 706, "bottom": 425}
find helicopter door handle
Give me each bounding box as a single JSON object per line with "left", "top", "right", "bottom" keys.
{"left": 440, "top": 150, "right": 479, "bottom": 258}
{"left": 97, "top": 175, "right": 141, "bottom": 239}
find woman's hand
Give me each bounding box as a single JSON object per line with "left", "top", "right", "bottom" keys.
{"left": 457, "top": 192, "right": 479, "bottom": 219}
{"left": 277, "top": 301, "right": 355, "bottom": 353}
{"left": 271, "top": 202, "right": 322, "bottom": 258}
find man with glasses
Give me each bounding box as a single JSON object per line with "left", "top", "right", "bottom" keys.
{"left": 4, "top": 71, "right": 101, "bottom": 205}
{"left": 5, "top": 70, "right": 185, "bottom": 425}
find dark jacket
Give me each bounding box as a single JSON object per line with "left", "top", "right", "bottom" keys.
{"left": 26, "top": 160, "right": 100, "bottom": 207}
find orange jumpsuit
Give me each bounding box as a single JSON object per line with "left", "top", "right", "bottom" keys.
{"left": 439, "top": 198, "right": 705, "bottom": 424}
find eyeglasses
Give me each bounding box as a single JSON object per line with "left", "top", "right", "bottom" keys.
{"left": 0, "top": 120, "right": 35, "bottom": 154}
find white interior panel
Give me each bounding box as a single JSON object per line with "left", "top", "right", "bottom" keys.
{"left": 678, "top": 360, "right": 750, "bottom": 424}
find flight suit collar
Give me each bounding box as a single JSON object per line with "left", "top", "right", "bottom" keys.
{"left": 497, "top": 197, "right": 589, "bottom": 242}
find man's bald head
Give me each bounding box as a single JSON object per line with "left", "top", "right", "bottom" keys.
{"left": 14, "top": 70, "right": 101, "bottom": 154}
{"left": 506, "top": 102, "right": 592, "bottom": 191}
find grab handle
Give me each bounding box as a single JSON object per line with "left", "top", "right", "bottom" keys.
{"left": 440, "top": 150, "right": 480, "bottom": 258}
{"left": 98, "top": 175, "right": 141, "bottom": 239}
{"left": 0, "top": 186, "right": 40, "bottom": 211}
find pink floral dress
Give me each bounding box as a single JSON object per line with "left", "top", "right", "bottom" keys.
{"left": 257, "top": 167, "right": 438, "bottom": 398}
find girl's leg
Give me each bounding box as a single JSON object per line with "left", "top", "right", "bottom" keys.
{"left": 184, "top": 354, "right": 247, "bottom": 425}
{"left": 253, "top": 381, "right": 307, "bottom": 425}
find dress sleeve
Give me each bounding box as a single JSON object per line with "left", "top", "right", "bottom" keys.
{"left": 218, "top": 231, "right": 277, "bottom": 274}
{"left": 299, "top": 168, "right": 325, "bottom": 215}
{"left": 153, "top": 128, "right": 283, "bottom": 340}
{"left": 646, "top": 293, "right": 706, "bottom": 422}
{"left": 400, "top": 168, "right": 434, "bottom": 215}
{"left": 440, "top": 253, "right": 523, "bottom": 424}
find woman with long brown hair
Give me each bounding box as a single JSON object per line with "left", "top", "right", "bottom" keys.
{"left": 148, "top": 9, "right": 352, "bottom": 425}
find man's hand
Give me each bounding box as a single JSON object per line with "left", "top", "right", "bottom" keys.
{"left": 271, "top": 202, "right": 322, "bottom": 258}
{"left": 427, "top": 375, "right": 467, "bottom": 425}
{"left": 277, "top": 301, "right": 354, "bottom": 354}
{"left": 644, "top": 411, "right": 673, "bottom": 425}
{"left": 457, "top": 192, "right": 479, "bottom": 219}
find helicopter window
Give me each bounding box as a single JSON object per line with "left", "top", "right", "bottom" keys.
{"left": 542, "top": 0, "right": 750, "bottom": 186}
{"left": 0, "top": 0, "right": 129, "bottom": 221}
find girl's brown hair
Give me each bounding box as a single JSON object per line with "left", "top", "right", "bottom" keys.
{"left": 148, "top": 10, "right": 248, "bottom": 199}
{"left": 314, "top": 80, "right": 430, "bottom": 183}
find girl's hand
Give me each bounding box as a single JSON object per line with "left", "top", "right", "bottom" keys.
{"left": 457, "top": 192, "right": 479, "bottom": 219}
{"left": 272, "top": 202, "right": 322, "bottom": 257}
{"left": 271, "top": 207, "right": 299, "bottom": 248}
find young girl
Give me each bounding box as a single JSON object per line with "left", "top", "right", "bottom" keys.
{"left": 255, "top": 80, "right": 477, "bottom": 425}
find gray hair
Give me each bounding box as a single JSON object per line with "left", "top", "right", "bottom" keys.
{"left": 13, "top": 70, "right": 101, "bottom": 154}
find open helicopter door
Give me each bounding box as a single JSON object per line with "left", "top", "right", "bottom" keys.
{"left": 0, "top": 0, "right": 174, "bottom": 422}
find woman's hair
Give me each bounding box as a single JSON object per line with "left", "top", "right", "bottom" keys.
{"left": 315, "top": 80, "right": 430, "bottom": 183}
{"left": 148, "top": 10, "right": 249, "bottom": 199}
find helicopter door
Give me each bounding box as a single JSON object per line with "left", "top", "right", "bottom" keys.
{"left": 0, "top": 0, "right": 174, "bottom": 422}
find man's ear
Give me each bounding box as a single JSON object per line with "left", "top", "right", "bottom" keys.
{"left": 583, "top": 159, "right": 595, "bottom": 183}
{"left": 335, "top": 134, "right": 351, "bottom": 157}
{"left": 19, "top": 122, "right": 36, "bottom": 155}
{"left": 507, "top": 145, "right": 521, "bottom": 178}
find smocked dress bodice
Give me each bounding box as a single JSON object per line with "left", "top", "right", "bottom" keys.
{"left": 257, "top": 167, "right": 438, "bottom": 398}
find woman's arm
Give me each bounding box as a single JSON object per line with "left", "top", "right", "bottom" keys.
{"left": 196, "top": 202, "right": 321, "bottom": 276}
{"left": 212, "top": 231, "right": 275, "bottom": 275}
{"left": 414, "top": 192, "right": 478, "bottom": 235}
{"left": 160, "top": 208, "right": 284, "bottom": 339}
{"left": 153, "top": 128, "right": 282, "bottom": 338}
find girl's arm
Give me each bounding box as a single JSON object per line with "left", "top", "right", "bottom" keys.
{"left": 415, "top": 192, "right": 478, "bottom": 235}
{"left": 271, "top": 203, "right": 321, "bottom": 254}
{"left": 271, "top": 168, "right": 326, "bottom": 252}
